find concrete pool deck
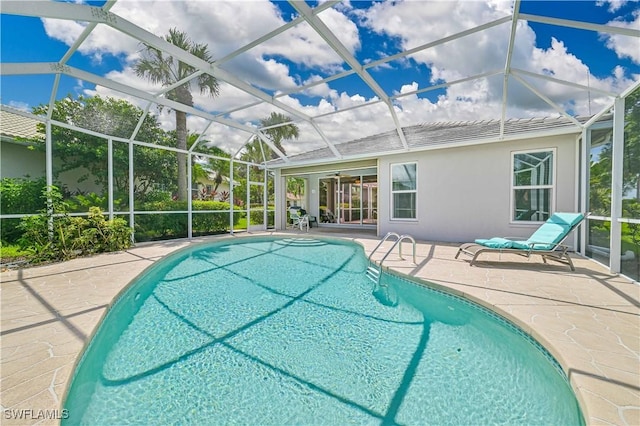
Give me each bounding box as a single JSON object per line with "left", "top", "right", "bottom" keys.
{"left": 1, "top": 230, "right": 638, "bottom": 425}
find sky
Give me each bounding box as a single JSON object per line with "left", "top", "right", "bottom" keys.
{"left": 1, "top": 0, "right": 639, "bottom": 156}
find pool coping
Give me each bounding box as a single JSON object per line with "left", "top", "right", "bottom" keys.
{"left": 1, "top": 231, "right": 638, "bottom": 425}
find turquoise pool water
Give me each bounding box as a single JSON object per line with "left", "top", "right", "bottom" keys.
{"left": 63, "top": 237, "right": 584, "bottom": 425}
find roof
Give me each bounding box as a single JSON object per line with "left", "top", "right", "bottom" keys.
{"left": 1, "top": 1, "right": 638, "bottom": 165}
{"left": 0, "top": 109, "right": 41, "bottom": 141}
{"left": 269, "top": 115, "right": 609, "bottom": 167}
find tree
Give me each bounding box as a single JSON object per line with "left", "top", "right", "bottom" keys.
{"left": 622, "top": 87, "right": 640, "bottom": 201}
{"left": 242, "top": 112, "right": 300, "bottom": 163}
{"left": 589, "top": 86, "right": 640, "bottom": 215}
{"left": 240, "top": 138, "right": 265, "bottom": 164}
{"left": 32, "top": 95, "right": 175, "bottom": 201}
{"left": 287, "top": 176, "right": 305, "bottom": 205}
{"left": 135, "top": 28, "right": 220, "bottom": 201}
{"left": 189, "top": 133, "right": 231, "bottom": 195}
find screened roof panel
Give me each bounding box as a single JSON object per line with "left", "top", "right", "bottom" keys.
{"left": 1, "top": 0, "right": 638, "bottom": 165}
{"left": 369, "top": 60, "right": 434, "bottom": 99}
{"left": 226, "top": 101, "right": 295, "bottom": 128}
{"left": 195, "top": 121, "right": 253, "bottom": 156}
{"left": 510, "top": 74, "right": 616, "bottom": 117}
{"left": 353, "top": 0, "right": 513, "bottom": 53}
{"left": 0, "top": 74, "right": 57, "bottom": 112}
{"left": 308, "top": 72, "right": 379, "bottom": 101}
{"left": 313, "top": 101, "right": 397, "bottom": 146}
{"left": 392, "top": 73, "right": 505, "bottom": 126}
{"left": 0, "top": 14, "right": 73, "bottom": 63}
{"left": 519, "top": 0, "right": 618, "bottom": 24}
{"left": 258, "top": 22, "right": 348, "bottom": 76}
{"left": 326, "top": 3, "right": 406, "bottom": 65}
{"left": 193, "top": 81, "right": 265, "bottom": 117}
{"left": 278, "top": 120, "right": 326, "bottom": 157}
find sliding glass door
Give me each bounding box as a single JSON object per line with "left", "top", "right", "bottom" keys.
{"left": 319, "top": 169, "right": 377, "bottom": 226}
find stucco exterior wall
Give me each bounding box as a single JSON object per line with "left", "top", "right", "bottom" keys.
{"left": 377, "top": 134, "right": 579, "bottom": 243}
{"left": 1, "top": 142, "right": 45, "bottom": 179}
{"left": 1, "top": 141, "right": 103, "bottom": 194}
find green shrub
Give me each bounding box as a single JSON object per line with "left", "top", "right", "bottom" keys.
{"left": 249, "top": 209, "right": 264, "bottom": 225}
{"left": 138, "top": 190, "right": 172, "bottom": 204}
{"left": 134, "top": 212, "right": 188, "bottom": 241}
{"left": 134, "top": 200, "right": 239, "bottom": 241}
{"left": 17, "top": 187, "right": 132, "bottom": 263}
{"left": 0, "top": 218, "right": 23, "bottom": 245}
{"left": 0, "top": 177, "right": 48, "bottom": 213}
{"left": 0, "top": 177, "right": 48, "bottom": 243}
{"left": 247, "top": 209, "right": 274, "bottom": 226}
{"left": 67, "top": 193, "right": 109, "bottom": 212}
{"left": 0, "top": 242, "right": 30, "bottom": 264}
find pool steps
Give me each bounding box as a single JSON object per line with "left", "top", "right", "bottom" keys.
{"left": 366, "top": 232, "right": 417, "bottom": 284}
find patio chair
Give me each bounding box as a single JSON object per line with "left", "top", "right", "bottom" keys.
{"left": 289, "top": 207, "right": 309, "bottom": 232}
{"left": 455, "top": 212, "right": 586, "bottom": 271}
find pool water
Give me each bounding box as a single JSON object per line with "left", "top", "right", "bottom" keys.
{"left": 63, "top": 237, "right": 584, "bottom": 425}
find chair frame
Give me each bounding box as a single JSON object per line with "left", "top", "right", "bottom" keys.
{"left": 289, "top": 209, "right": 309, "bottom": 232}
{"left": 456, "top": 240, "right": 575, "bottom": 270}
{"left": 455, "top": 213, "right": 587, "bottom": 271}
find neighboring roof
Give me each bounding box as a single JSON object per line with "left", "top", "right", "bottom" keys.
{"left": 0, "top": 109, "right": 41, "bottom": 141}
{"left": 270, "top": 115, "right": 610, "bottom": 168}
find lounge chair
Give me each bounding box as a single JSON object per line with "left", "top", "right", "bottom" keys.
{"left": 455, "top": 212, "right": 586, "bottom": 271}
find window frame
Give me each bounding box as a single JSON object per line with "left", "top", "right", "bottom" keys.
{"left": 390, "top": 161, "right": 418, "bottom": 221}
{"left": 510, "top": 147, "right": 556, "bottom": 224}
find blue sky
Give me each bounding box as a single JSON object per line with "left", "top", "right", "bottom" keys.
{"left": 1, "top": 0, "right": 639, "bottom": 154}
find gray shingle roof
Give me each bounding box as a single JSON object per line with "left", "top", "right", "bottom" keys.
{"left": 0, "top": 109, "right": 41, "bottom": 140}
{"left": 270, "top": 115, "right": 606, "bottom": 167}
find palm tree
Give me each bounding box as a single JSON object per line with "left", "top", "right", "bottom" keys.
{"left": 242, "top": 112, "right": 300, "bottom": 163}
{"left": 188, "top": 133, "right": 231, "bottom": 198}
{"left": 261, "top": 112, "right": 300, "bottom": 159}
{"left": 240, "top": 138, "right": 264, "bottom": 164}
{"left": 135, "top": 28, "right": 219, "bottom": 200}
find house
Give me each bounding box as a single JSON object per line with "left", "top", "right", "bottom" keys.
{"left": 1, "top": 109, "right": 46, "bottom": 180}
{"left": 1, "top": 108, "right": 236, "bottom": 200}
{"left": 270, "top": 115, "right": 613, "bottom": 246}
{"left": 1, "top": 109, "right": 103, "bottom": 195}
{"left": 192, "top": 167, "right": 236, "bottom": 201}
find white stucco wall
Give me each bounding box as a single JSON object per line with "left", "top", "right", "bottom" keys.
{"left": 1, "top": 142, "right": 45, "bottom": 179}
{"left": 377, "top": 134, "right": 579, "bottom": 243}
{"left": 2, "top": 141, "right": 103, "bottom": 194}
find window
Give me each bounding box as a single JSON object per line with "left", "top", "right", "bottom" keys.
{"left": 391, "top": 162, "right": 417, "bottom": 219}
{"left": 512, "top": 149, "right": 555, "bottom": 222}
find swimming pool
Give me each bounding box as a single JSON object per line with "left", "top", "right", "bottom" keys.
{"left": 63, "top": 236, "right": 584, "bottom": 425}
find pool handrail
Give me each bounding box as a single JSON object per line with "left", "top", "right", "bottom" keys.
{"left": 366, "top": 233, "right": 417, "bottom": 285}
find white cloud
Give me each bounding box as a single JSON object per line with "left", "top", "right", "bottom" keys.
{"left": 358, "top": 1, "right": 636, "bottom": 119}
{"left": 601, "top": 10, "right": 640, "bottom": 64}
{"left": 32, "top": 0, "right": 639, "bottom": 156}
{"left": 41, "top": 18, "right": 139, "bottom": 63}
{"left": 298, "top": 75, "right": 337, "bottom": 98}
{"left": 596, "top": 0, "right": 630, "bottom": 13}
{"left": 7, "top": 101, "right": 30, "bottom": 112}
{"left": 193, "top": 116, "right": 254, "bottom": 154}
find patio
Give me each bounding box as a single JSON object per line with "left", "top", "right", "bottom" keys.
{"left": 1, "top": 231, "right": 638, "bottom": 425}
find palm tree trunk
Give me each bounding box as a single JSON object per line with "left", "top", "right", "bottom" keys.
{"left": 176, "top": 110, "right": 188, "bottom": 201}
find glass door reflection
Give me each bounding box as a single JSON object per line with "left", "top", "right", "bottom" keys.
{"left": 339, "top": 176, "right": 361, "bottom": 224}
{"left": 319, "top": 172, "right": 377, "bottom": 226}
